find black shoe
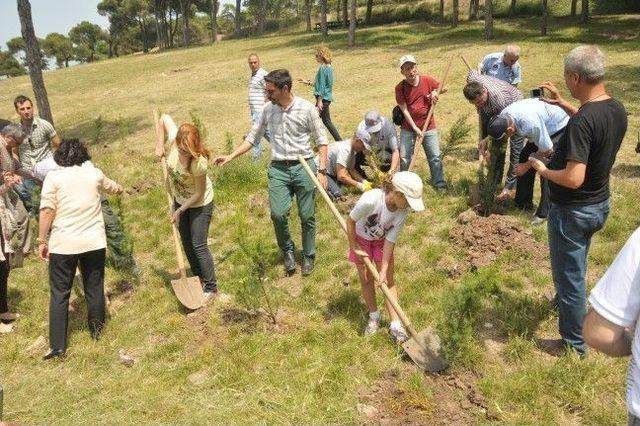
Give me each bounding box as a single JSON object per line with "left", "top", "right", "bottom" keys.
{"left": 283, "top": 251, "right": 296, "bottom": 275}
{"left": 43, "top": 349, "right": 66, "bottom": 360}
{"left": 301, "top": 256, "right": 315, "bottom": 276}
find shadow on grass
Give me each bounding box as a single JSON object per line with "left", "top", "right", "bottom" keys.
{"left": 61, "top": 114, "right": 147, "bottom": 147}
{"left": 7, "top": 287, "right": 24, "bottom": 313}
{"left": 324, "top": 288, "right": 365, "bottom": 330}
{"left": 612, "top": 163, "right": 640, "bottom": 179}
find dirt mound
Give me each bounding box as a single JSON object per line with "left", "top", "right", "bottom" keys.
{"left": 219, "top": 306, "right": 299, "bottom": 334}
{"left": 126, "top": 180, "right": 157, "bottom": 195}
{"left": 357, "top": 369, "right": 497, "bottom": 425}
{"left": 448, "top": 210, "right": 547, "bottom": 273}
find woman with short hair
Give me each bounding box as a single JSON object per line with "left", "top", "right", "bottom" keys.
{"left": 298, "top": 46, "right": 342, "bottom": 141}
{"left": 38, "top": 139, "right": 123, "bottom": 359}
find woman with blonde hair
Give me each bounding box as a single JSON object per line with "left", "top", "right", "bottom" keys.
{"left": 155, "top": 114, "right": 218, "bottom": 302}
{"left": 298, "top": 46, "right": 342, "bottom": 141}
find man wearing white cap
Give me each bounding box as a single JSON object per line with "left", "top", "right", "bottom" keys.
{"left": 394, "top": 54, "right": 447, "bottom": 190}
{"left": 355, "top": 110, "right": 400, "bottom": 177}
{"left": 319, "top": 128, "right": 373, "bottom": 200}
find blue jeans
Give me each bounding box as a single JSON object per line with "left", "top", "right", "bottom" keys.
{"left": 399, "top": 128, "right": 446, "bottom": 189}
{"left": 14, "top": 176, "right": 39, "bottom": 215}
{"left": 547, "top": 199, "right": 610, "bottom": 354}
{"left": 250, "top": 110, "right": 271, "bottom": 160}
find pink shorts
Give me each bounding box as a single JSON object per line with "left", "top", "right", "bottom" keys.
{"left": 348, "top": 235, "right": 387, "bottom": 264}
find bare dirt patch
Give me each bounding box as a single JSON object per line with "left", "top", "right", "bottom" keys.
{"left": 358, "top": 368, "right": 497, "bottom": 425}
{"left": 219, "top": 306, "right": 301, "bottom": 334}
{"left": 106, "top": 280, "right": 135, "bottom": 312}
{"left": 126, "top": 180, "right": 158, "bottom": 195}
{"left": 445, "top": 210, "right": 547, "bottom": 275}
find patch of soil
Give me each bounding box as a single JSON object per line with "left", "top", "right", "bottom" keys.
{"left": 106, "top": 280, "right": 135, "bottom": 312}
{"left": 358, "top": 368, "right": 497, "bottom": 425}
{"left": 219, "top": 306, "right": 298, "bottom": 334}
{"left": 448, "top": 210, "right": 547, "bottom": 274}
{"left": 125, "top": 180, "right": 157, "bottom": 195}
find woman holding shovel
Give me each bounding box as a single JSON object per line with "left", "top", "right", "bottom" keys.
{"left": 346, "top": 171, "right": 425, "bottom": 343}
{"left": 155, "top": 114, "right": 218, "bottom": 302}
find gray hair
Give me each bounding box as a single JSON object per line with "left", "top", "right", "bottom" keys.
{"left": 504, "top": 45, "right": 520, "bottom": 58}
{"left": 0, "top": 123, "right": 26, "bottom": 144}
{"left": 564, "top": 45, "right": 605, "bottom": 84}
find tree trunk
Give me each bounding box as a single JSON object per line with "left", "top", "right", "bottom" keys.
{"left": 180, "top": 0, "right": 190, "bottom": 46}
{"left": 17, "top": 0, "right": 53, "bottom": 124}
{"left": 305, "top": 0, "right": 311, "bottom": 31}
{"left": 451, "top": 0, "right": 458, "bottom": 27}
{"left": 138, "top": 18, "right": 149, "bottom": 53}
{"left": 580, "top": 0, "right": 588, "bottom": 22}
{"left": 365, "top": 0, "right": 373, "bottom": 24}
{"left": 210, "top": 0, "right": 219, "bottom": 43}
{"left": 469, "top": 0, "right": 478, "bottom": 20}
{"left": 154, "top": 2, "right": 163, "bottom": 48}
{"left": 485, "top": 0, "right": 494, "bottom": 39}
{"left": 343, "top": 0, "right": 349, "bottom": 27}
{"left": 347, "top": 0, "right": 356, "bottom": 46}
{"left": 541, "top": 0, "right": 548, "bottom": 35}
{"left": 234, "top": 0, "right": 241, "bottom": 36}
{"left": 320, "top": 0, "right": 328, "bottom": 37}
{"left": 570, "top": 0, "right": 577, "bottom": 16}
{"left": 508, "top": 0, "right": 516, "bottom": 17}
{"left": 439, "top": 0, "right": 444, "bottom": 22}
{"left": 168, "top": 8, "right": 176, "bottom": 47}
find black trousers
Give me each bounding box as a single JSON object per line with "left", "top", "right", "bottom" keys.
{"left": 49, "top": 248, "right": 106, "bottom": 351}
{"left": 0, "top": 260, "right": 8, "bottom": 314}
{"left": 320, "top": 99, "right": 342, "bottom": 141}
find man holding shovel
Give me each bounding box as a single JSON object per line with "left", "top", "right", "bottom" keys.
{"left": 215, "top": 69, "right": 328, "bottom": 276}
{"left": 394, "top": 55, "right": 447, "bottom": 191}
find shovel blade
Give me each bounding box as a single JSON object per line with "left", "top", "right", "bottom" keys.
{"left": 402, "top": 327, "right": 447, "bottom": 372}
{"left": 171, "top": 276, "right": 204, "bottom": 310}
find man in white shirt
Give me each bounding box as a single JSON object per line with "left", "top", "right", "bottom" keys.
{"left": 321, "top": 128, "right": 372, "bottom": 200}
{"left": 584, "top": 227, "right": 640, "bottom": 424}
{"left": 247, "top": 54, "right": 270, "bottom": 160}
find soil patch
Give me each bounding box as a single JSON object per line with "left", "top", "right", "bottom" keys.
{"left": 126, "top": 180, "right": 157, "bottom": 195}
{"left": 106, "top": 280, "right": 135, "bottom": 312}
{"left": 446, "top": 210, "right": 547, "bottom": 276}
{"left": 358, "top": 368, "right": 497, "bottom": 425}
{"left": 219, "top": 306, "right": 298, "bottom": 334}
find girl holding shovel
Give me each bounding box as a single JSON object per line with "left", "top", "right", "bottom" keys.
{"left": 155, "top": 114, "right": 218, "bottom": 302}
{"left": 346, "top": 171, "right": 425, "bottom": 343}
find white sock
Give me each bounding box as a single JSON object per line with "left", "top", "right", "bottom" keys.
{"left": 390, "top": 320, "right": 403, "bottom": 330}
{"left": 369, "top": 311, "right": 381, "bottom": 322}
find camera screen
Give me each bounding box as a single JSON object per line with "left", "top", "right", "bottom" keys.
{"left": 531, "top": 88, "right": 543, "bottom": 98}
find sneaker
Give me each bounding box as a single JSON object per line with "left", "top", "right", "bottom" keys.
{"left": 0, "top": 322, "right": 14, "bottom": 334}
{"left": 364, "top": 318, "right": 380, "bottom": 336}
{"left": 390, "top": 325, "right": 409, "bottom": 344}
{"left": 203, "top": 291, "right": 218, "bottom": 304}
{"left": 531, "top": 216, "right": 547, "bottom": 226}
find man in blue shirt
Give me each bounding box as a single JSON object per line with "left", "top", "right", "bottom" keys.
{"left": 480, "top": 45, "right": 522, "bottom": 87}
{"left": 488, "top": 99, "right": 569, "bottom": 224}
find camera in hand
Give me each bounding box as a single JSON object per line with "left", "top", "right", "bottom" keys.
{"left": 531, "top": 87, "right": 544, "bottom": 98}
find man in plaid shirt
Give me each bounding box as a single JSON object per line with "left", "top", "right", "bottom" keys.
{"left": 464, "top": 70, "right": 524, "bottom": 200}
{"left": 215, "top": 69, "right": 328, "bottom": 277}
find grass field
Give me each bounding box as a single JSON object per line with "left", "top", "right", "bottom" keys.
{"left": 1, "top": 14, "right": 639, "bottom": 425}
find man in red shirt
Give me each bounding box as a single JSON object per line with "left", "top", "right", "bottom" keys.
{"left": 395, "top": 55, "right": 446, "bottom": 190}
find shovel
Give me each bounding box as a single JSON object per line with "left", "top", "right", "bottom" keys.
{"left": 298, "top": 156, "right": 446, "bottom": 372}
{"left": 152, "top": 110, "right": 204, "bottom": 310}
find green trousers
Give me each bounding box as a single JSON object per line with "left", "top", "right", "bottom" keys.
{"left": 267, "top": 159, "right": 317, "bottom": 258}
{"left": 101, "top": 197, "right": 136, "bottom": 271}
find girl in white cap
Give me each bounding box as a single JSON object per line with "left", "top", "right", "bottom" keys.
{"left": 346, "top": 171, "right": 425, "bottom": 343}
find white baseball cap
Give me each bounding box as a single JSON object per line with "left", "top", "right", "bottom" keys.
{"left": 354, "top": 128, "right": 371, "bottom": 151}
{"left": 399, "top": 54, "right": 417, "bottom": 68}
{"left": 361, "top": 110, "right": 383, "bottom": 134}
{"left": 391, "top": 171, "right": 424, "bottom": 211}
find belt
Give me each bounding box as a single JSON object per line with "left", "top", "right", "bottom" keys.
{"left": 271, "top": 157, "right": 312, "bottom": 166}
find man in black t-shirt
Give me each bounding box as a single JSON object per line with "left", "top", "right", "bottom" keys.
{"left": 527, "top": 45, "right": 627, "bottom": 357}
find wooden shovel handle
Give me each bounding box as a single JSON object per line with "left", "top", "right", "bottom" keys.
{"left": 298, "top": 156, "right": 426, "bottom": 349}
{"left": 408, "top": 55, "right": 455, "bottom": 172}
{"left": 153, "top": 109, "right": 188, "bottom": 280}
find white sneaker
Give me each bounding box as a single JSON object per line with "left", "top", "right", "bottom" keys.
{"left": 364, "top": 318, "right": 380, "bottom": 336}
{"left": 531, "top": 216, "right": 546, "bottom": 226}
{"left": 390, "top": 325, "right": 409, "bottom": 343}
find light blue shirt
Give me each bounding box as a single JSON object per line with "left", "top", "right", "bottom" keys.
{"left": 501, "top": 99, "right": 569, "bottom": 151}
{"left": 481, "top": 52, "right": 522, "bottom": 86}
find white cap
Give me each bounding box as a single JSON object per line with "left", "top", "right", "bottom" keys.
{"left": 354, "top": 128, "right": 371, "bottom": 151}
{"left": 399, "top": 54, "right": 417, "bottom": 68}
{"left": 361, "top": 110, "right": 382, "bottom": 134}
{"left": 391, "top": 171, "right": 424, "bottom": 211}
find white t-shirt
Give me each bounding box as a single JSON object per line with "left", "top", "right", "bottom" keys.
{"left": 326, "top": 140, "right": 354, "bottom": 177}
{"left": 589, "top": 226, "right": 640, "bottom": 417}
{"left": 349, "top": 189, "right": 408, "bottom": 243}
{"left": 248, "top": 67, "right": 268, "bottom": 116}
{"left": 40, "top": 162, "right": 120, "bottom": 254}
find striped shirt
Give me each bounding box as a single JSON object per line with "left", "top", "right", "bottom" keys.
{"left": 467, "top": 70, "right": 523, "bottom": 116}
{"left": 248, "top": 68, "right": 268, "bottom": 116}
{"left": 19, "top": 116, "right": 56, "bottom": 170}
{"left": 246, "top": 96, "right": 328, "bottom": 161}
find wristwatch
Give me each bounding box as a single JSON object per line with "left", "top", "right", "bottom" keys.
{"left": 317, "top": 168, "right": 327, "bottom": 175}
